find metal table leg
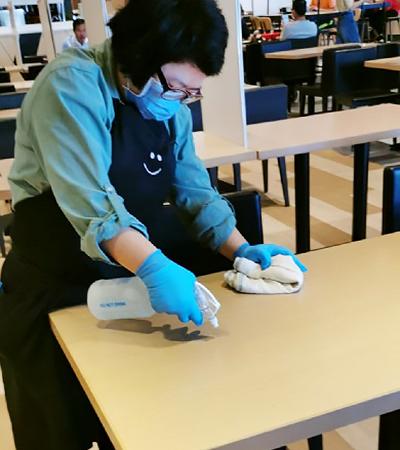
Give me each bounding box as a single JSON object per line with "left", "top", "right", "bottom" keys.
{"left": 352, "top": 143, "right": 370, "bottom": 242}
{"left": 294, "top": 153, "right": 310, "bottom": 254}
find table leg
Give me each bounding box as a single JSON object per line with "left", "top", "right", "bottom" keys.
{"left": 379, "top": 409, "right": 400, "bottom": 450}
{"left": 207, "top": 167, "right": 218, "bottom": 188}
{"left": 307, "top": 434, "right": 323, "bottom": 450}
{"left": 295, "top": 153, "right": 310, "bottom": 254}
{"left": 233, "top": 163, "right": 242, "bottom": 191}
{"left": 352, "top": 143, "right": 369, "bottom": 242}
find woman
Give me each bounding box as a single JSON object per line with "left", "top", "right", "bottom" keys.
{"left": 0, "top": 1, "right": 306, "bottom": 449}
{"left": 336, "top": 0, "right": 364, "bottom": 43}
{"left": 364, "top": 0, "right": 400, "bottom": 41}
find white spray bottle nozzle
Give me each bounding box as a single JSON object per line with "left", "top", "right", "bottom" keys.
{"left": 194, "top": 282, "right": 220, "bottom": 328}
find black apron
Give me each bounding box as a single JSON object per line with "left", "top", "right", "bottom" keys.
{"left": 0, "top": 99, "right": 177, "bottom": 450}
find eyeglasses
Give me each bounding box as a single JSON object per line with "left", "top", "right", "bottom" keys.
{"left": 157, "top": 69, "right": 203, "bottom": 104}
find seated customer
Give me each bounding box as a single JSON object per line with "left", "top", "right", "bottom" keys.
{"left": 364, "top": 0, "right": 400, "bottom": 41}
{"left": 62, "top": 18, "right": 89, "bottom": 51}
{"left": 280, "top": 0, "right": 318, "bottom": 39}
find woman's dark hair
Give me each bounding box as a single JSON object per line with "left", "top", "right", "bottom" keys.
{"left": 109, "top": 0, "right": 228, "bottom": 88}
{"left": 73, "top": 18, "right": 85, "bottom": 31}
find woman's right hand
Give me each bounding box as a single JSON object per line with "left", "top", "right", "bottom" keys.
{"left": 136, "top": 250, "right": 203, "bottom": 326}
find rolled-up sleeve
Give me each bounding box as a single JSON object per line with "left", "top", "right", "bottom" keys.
{"left": 170, "top": 105, "right": 236, "bottom": 251}
{"left": 29, "top": 66, "right": 148, "bottom": 263}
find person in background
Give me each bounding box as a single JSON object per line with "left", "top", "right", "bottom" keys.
{"left": 310, "top": 0, "right": 336, "bottom": 10}
{"left": 0, "top": 0, "right": 307, "bottom": 449}
{"left": 336, "top": 0, "right": 363, "bottom": 42}
{"left": 62, "top": 18, "right": 89, "bottom": 51}
{"left": 363, "top": 0, "right": 400, "bottom": 41}
{"left": 280, "top": 0, "right": 318, "bottom": 39}
{"left": 241, "top": 5, "right": 252, "bottom": 39}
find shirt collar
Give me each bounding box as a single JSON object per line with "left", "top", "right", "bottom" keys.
{"left": 86, "top": 39, "right": 120, "bottom": 100}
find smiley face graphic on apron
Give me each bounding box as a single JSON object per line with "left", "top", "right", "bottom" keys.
{"left": 143, "top": 152, "right": 163, "bottom": 176}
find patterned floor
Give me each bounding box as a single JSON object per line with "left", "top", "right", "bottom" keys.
{"left": 1, "top": 142, "right": 399, "bottom": 450}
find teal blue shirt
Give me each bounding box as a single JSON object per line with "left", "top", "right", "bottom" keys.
{"left": 9, "top": 40, "right": 236, "bottom": 264}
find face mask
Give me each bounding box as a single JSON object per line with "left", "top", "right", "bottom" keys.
{"left": 125, "top": 77, "right": 181, "bottom": 121}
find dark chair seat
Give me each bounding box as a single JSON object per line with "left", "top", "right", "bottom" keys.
{"left": 0, "top": 72, "right": 10, "bottom": 83}
{"left": 0, "top": 85, "right": 16, "bottom": 94}
{"left": 337, "top": 89, "right": 400, "bottom": 108}
{"left": 21, "top": 64, "right": 45, "bottom": 81}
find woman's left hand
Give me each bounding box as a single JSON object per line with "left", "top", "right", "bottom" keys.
{"left": 234, "top": 243, "right": 308, "bottom": 272}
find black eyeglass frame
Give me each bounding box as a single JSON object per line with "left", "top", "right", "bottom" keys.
{"left": 157, "top": 69, "right": 203, "bottom": 104}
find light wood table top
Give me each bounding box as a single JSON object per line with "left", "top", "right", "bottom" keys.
{"left": 12, "top": 80, "right": 34, "bottom": 91}
{"left": 50, "top": 233, "right": 400, "bottom": 450}
{"left": 248, "top": 103, "right": 400, "bottom": 159}
{"left": 0, "top": 81, "right": 33, "bottom": 92}
{"left": 0, "top": 108, "right": 19, "bottom": 122}
{"left": 3, "top": 63, "right": 44, "bottom": 73}
{"left": 265, "top": 43, "right": 376, "bottom": 60}
{"left": 0, "top": 158, "right": 13, "bottom": 201}
{"left": 365, "top": 56, "right": 400, "bottom": 71}
{"left": 193, "top": 131, "right": 257, "bottom": 168}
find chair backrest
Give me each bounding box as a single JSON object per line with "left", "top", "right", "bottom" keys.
{"left": 245, "top": 40, "right": 292, "bottom": 85}
{"left": 188, "top": 101, "right": 203, "bottom": 132}
{"left": 261, "top": 39, "right": 292, "bottom": 54}
{"left": 0, "top": 92, "right": 25, "bottom": 110}
{"left": 160, "top": 190, "right": 263, "bottom": 276}
{"left": 250, "top": 15, "right": 262, "bottom": 30}
{"left": 245, "top": 85, "right": 288, "bottom": 124}
{"left": 21, "top": 63, "right": 45, "bottom": 81}
{"left": 244, "top": 42, "right": 264, "bottom": 85}
{"left": 321, "top": 44, "right": 361, "bottom": 90}
{"left": 376, "top": 42, "right": 400, "bottom": 58}
{"left": 0, "top": 72, "right": 11, "bottom": 83}
{"left": 382, "top": 165, "right": 400, "bottom": 234}
{"left": 188, "top": 84, "right": 288, "bottom": 131}
{"left": 331, "top": 46, "right": 378, "bottom": 95}
{"left": 0, "top": 119, "right": 16, "bottom": 159}
{"left": 372, "top": 43, "right": 400, "bottom": 90}
{"left": 0, "top": 85, "right": 16, "bottom": 94}
{"left": 289, "top": 35, "right": 319, "bottom": 49}
{"left": 19, "top": 33, "right": 41, "bottom": 59}
{"left": 259, "top": 17, "right": 273, "bottom": 32}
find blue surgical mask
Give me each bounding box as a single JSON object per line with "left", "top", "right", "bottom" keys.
{"left": 125, "top": 77, "right": 181, "bottom": 121}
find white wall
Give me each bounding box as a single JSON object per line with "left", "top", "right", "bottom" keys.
{"left": 241, "top": 0, "right": 296, "bottom": 14}
{"left": 80, "top": 0, "right": 109, "bottom": 46}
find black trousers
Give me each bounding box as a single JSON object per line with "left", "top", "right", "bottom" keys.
{"left": 0, "top": 251, "right": 114, "bottom": 450}
{"left": 364, "top": 9, "right": 398, "bottom": 36}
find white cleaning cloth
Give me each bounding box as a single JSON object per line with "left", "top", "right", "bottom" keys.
{"left": 224, "top": 255, "right": 304, "bottom": 294}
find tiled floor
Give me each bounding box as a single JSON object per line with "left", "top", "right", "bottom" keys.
{"left": 0, "top": 141, "right": 398, "bottom": 449}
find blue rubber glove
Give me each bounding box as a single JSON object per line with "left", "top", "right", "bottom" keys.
{"left": 136, "top": 250, "right": 203, "bottom": 326}
{"left": 234, "top": 243, "right": 308, "bottom": 272}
